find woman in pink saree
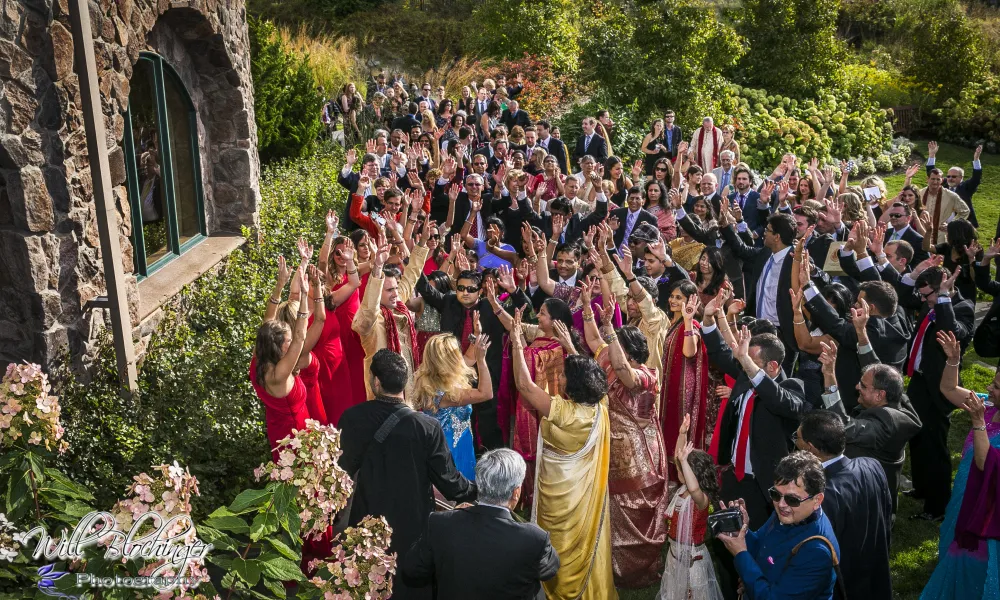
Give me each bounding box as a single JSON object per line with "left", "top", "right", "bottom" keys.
{"left": 659, "top": 279, "right": 710, "bottom": 490}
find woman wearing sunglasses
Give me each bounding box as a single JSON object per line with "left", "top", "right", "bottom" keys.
{"left": 716, "top": 451, "right": 841, "bottom": 600}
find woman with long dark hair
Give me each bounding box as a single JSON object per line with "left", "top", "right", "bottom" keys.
{"left": 693, "top": 247, "right": 727, "bottom": 304}
{"left": 641, "top": 118, "right": 671, "bottom": 176}
{"left": 659, "top": 280, "right": 710, "bottom": 488}
{"left": 643, "top": 179, "right": 676, "bottom": 242}
{"left": 604, "top": 156, "right": 633, "bottom": 206}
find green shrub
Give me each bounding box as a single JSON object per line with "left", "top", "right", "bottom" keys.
{"left": 933, "top": 73, "right": 1000, "bottom": 145}
{"left": 467, "top": 0, "right": 580, "bottom": 73}
{"left": 840, "top": 63, "right": 924, "bottom": 108}
{"left": 554, "top": 95, "right": 648, "bottom": 165}
{"left": 874, "top": 153, "right": 893, "bottom": 173}
{"left": 249, "top": 17, "right": 324, "bottom": 163}
{"left": 726, "top": 0, "right": 844, "bottom": 98}
{"left": 858, "top": 157, "right": 877, "bottom": 176}
{"left": 57, "top": 148, "right": 349, "bottom": 517}
{"left": 472, "top": 54, "right": 583, "bottom": 121}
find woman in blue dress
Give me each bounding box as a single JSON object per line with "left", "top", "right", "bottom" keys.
{"left": 413, "top": 331, "right": 494, "bottom": 480}
{"left": 921, "top": 331, "right": 1000, "bottom": 600}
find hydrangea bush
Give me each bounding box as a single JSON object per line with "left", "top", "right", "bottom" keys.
{"left": 255, "top": 419, "right": 354, "bottom": 541}
{"left": 1, "top": 363, "right": 67, "bottom": 454}
{"left": 307, "top": 516, "right": 396, "bottom": 600}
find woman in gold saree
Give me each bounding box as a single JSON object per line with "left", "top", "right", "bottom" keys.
{"left": 510, "top": 307, "right": 617, "bottom": 600}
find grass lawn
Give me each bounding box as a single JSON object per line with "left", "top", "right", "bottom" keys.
{"left": 617, "top": 141, "right": 998, "bottom": 599}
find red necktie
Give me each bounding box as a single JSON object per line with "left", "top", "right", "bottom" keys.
{"left": 468, "top": 209, "right": 479, "bottom": 239}
{"left": 460, "top": 309, "right": 475, "bottom": 353}
{"left": 733, "top": 391, "right": 756, "bottom": 481}
{"left": 906, "top": 309, "right": 935, "bottom": 377}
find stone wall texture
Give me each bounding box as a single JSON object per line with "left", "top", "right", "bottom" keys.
{"left": 0, "top": 0, "right": 260, "bottom": 370}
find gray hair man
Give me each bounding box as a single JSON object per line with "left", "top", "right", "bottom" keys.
{"left": 402, "top": 449, "right": 560, "bottom": 599}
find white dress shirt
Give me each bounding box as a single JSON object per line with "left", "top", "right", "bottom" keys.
{"left": 757, "top": 246, "right": 792, "bottom": 323}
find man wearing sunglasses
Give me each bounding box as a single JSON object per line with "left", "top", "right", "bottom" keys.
{"left": 883, "top": 202, "right": 928, "bottom": 266}
{"left": 796, "top": 411, "right": 893, "bottom": 600}
{"left": 926, "top": 141, "right": 982, "bottom": 228}
{"left": 415, "top": 268, "right": 531, "bottom": 451}
{"left": 716, "top": 452, "right": 841, "bottom": 600}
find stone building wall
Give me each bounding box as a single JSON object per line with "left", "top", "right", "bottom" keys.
{"left": 0, "top": 0, "right": 260, "bottom": 370}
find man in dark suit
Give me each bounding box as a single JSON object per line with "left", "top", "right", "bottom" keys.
{"left": 797, "top": 411, "right": 893, "bottom": 600}
{"left": 416, "top": 82, "right": 437, "bottom": 112}
{"left": 817, "top": 341, "right": 921, "bottom": 515}
{"left": 730, "top": 166, "right": 764, "bottom": 242}
{"left": 611, "top": 187, "right": 658, "bottom": 250}
{"left": 663, "top": 110, "right": 682, "bottom": 159}
{"left": 526, "top": 191, "right": 609, "bottom": 246}
{"left": 495, "top": 73, "right": 524, "bottom": 100}
{"left": 670, "top": 192, "right": 752, "bottom": 299}
{"left": 927, "top": 141, "right": 982, "bottom": 228}
{"left": 898, "top": 264, "right": 975, "bottom": 520}
{"left": 973, "top": 254, "right": 1000, "bottom": 357}
{"left": 884, "top": 202, "right": 929, "bottom": 265}
{"left": 402, "top": 449, "right": 559, "bottom": 600}
{"left": 392, "top": 102, "right": 422, "bottom": 134}
{"left": 572, "top": 117, "right": 608, "bottom": 166}
{"left": 447, "top": 173, "right": 496, "bottom": 239}
{"left": 536, "top": 120, "right": 568, "bottom": 175}
{"left": 702, "top": 303, "right": 810, "bottom": 598}
{"left": 791, "top": 206, "right": 835, "bottom": 266}
{"left": 500, "top": 100, "right": 531, "bottom": 131}
{"left": 719, "top": 210, "right": 830, "bottom": 373}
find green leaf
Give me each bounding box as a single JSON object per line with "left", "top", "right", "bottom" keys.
{"left": 258, "top": 554, "right": 305, "bottom": 581}
{"left": 263, "top": 577, "right": 287, "bottom": 597}
{"left": 207, "top": 554, "right": 234, "bottom": 570}
{"left": 25, "top": 452, "right": 44, "bottom": 485}
{"left": 208, "top": 505, "right": 239, "bottom": 519}
{"left": 195, "top": 525, "right": 238, "bottom": 551}
{"left": 204, "top": 515, "right": 251, "bottom": 535}
{"left": 232, "top": 556, "right": 261, "bottom": 586}
{"left": 42, "top": 468, "right": 95, "bottom": 501}
{"left": 5, "top": 470, "right": 29, "bottom": 520}
{"left": 250, "top": 510, "right": 279, "bottom": 541}
{"left": 264, "top": 536, "right": 300, "bottom": 561}
{"left": 228, "top": 488, "right": 272, "bottom": 515}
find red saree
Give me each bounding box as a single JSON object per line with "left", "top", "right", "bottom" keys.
{"left": 660, "top": 319, "right": 710, "bottom": 488}
{"left": 498, "top": 333, "right": 565, "bottom": 507}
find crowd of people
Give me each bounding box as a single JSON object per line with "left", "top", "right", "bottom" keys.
{"left": 253, "top": 72, "right": 1000, "bottom": 600}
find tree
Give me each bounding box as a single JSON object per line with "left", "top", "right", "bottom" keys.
{"left": 467, "top": 0, "right": 580, "bottom": 73}
{"left": 580, "top": 0, "right": 744, "bottom": 124}
{"left": 727, "top": 0, "right": 844, "bottom": 98}
{"left": 248, "top": 17, "right": 324, "bottom": 163}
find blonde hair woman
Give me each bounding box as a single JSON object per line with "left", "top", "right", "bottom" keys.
{"left": 413, "top": 332, "right": 493, "bottom": 480}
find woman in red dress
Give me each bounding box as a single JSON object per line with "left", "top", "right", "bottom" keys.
{"left": 251, "top": 263, "right": 318, "bottom": 461}
{"left": 317, "top": 214, "right": 363, "bottom": 424}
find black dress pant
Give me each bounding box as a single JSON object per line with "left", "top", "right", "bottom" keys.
{"left": 713, "top": 469, "right": 773, "bottom": 600}
{"left": 472, "top": 398, "right": 504, "bottom": 452}
{"left": 908, "top": 373, "right": 953, "bottom": 516}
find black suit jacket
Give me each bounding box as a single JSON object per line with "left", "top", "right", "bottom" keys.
{"left": 573, "top": 133, "right": 608, "bottom": 165}
{"left": 822, "top": 457, "right": 893, "bottom": 600}
{"left": 392, "top": 114, "right": 421, "bottom": 133}
{"left": 720, "top": 227, "right": 830, "bottom": 354}
{"left": 886, "top": 226, "right": 929, "bottom": 266}
{"left": 704, "top": 327, "right": 809, "bottom": 502}
{"left": 610, "top": 207, "right": 658, "bottom": 249}
{"left": 527, "top": 197, "right": 609, "bottom": 246}
{"left": 500, "top": 109, "right": 531, "bottom": 131}
{"left": 402, "top": 505, "right": 559, "bottom": 600}
{"left": 676, "top": 214, "right": 751, "bottom": 298}
{"left": 539, "top": 137, "right": 568, "bottom": 175}
{"left": 448, "top": 192, "right": 496, "bottom": 238}
{"left": 897, "top": 286, "right": 975, "bottom": 410}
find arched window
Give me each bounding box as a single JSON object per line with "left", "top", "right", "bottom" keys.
{"left": 124, "top": 52, "right": 206, "bottom": 278}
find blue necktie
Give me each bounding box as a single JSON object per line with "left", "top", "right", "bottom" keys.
{"left": 757, "top": 256, "right": 775, "bottom": 318}
{"left": 721, "top": 171, "right": 730, "bottom": 190}
{"left": 666, "top": 129, "right": 673, "bottom": 152}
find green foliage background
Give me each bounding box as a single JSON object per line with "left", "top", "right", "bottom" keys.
{"left": 249, "top": 17, "right": 325, "bottom": 163}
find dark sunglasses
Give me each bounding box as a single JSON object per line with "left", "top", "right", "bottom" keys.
{"left": 768, "top": 486, "right": 816, "bottom": 508}
{"left": 888, "top": 213, "right": 906, "bottom": 219}
{"left": 466, "top": 182, "right": 483, "bottom": 187}
{"left": 655, "top": 167, "right": 668, "bottom": 172}
{"left": 456, "top": 285, "right": 480, "bottom": 293}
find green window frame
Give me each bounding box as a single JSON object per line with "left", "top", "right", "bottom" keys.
{"left": 124, "top": 51, "right": 207, "bottom": 279}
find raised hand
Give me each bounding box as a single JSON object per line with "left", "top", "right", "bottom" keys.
{"left": 497, "top": 264, "right": 517, "bottom": 292}
{"left": 551, "top": 213, "right": 566, "bottom": 239}
{"left": 340, "top": 240, "right": 356, "bottom": 263}
{"left": 474, "top": 334, "right": 491, "bottom": 362}
{"left": 515, "top": 258, "right": 529, "bottom": 285}
{"left": 852, "top": 297, "right": 870, "bottom": 333}
{"left": 905, "top": 163, "right": 920, "bottom": 179}
{"left": 871, "top": 222, "right": 886, "bottom": 256}
{"left": 734, "top": 325, "right": 751, "bottom": 360}
{"left": 917, "top": 211, "right": 933, "bottom": 232}
{"left": 682, "top": 294, "right": 700, "bottom": 322}
{"left": 346, "top": 148, "right": 357, "bottom": 166}
{"left": 297, "top": 237, "right": 314, "bottom": 265}
{"left": 936, "top": 330, "right": 961, "bottom": 363}
{"left": 366, "top": 139, "right": 377, "bottom": 154}
{"left": 297, "top": 265, "right": 310, "bottom": 299}
{"left": 483, "top": 277, "right": 497, "bottom": 301}
{"left": 448, "top": 183, "right": 461, "bottom": 203}
{"left": 974, "top": 144, "right": 983, "bottom": 162}
{"left": 614, "top": 245, "right": 634, "bottom": 277}
{"left": 985, "top": 238, "right": 1000, "bottom": 261}
{"left": 583, "top": 225, "right": 597, "bottom": 250}
{"left": 962, "top": 390, "right": 986, "bottom": 426}
{"left": 789, "top": 287, "right": 804, "bottom": 313}
{"left": 326, "top": 210, "right": 339, "bottom": 235}
{"left": 726, "top": 297, "right": 746, "bottom": 318}
{"left": 818, "top": 340, "right": 837, "bottom": 376}
{"left": 552, "top": 321, "right": 576, "bottom": 354}
{"left": 939, "top": 266, "right": 961, "bottom": 295}
{"left": 455, "top": 249, "right": 471, "bottom": 271}
{"left": 966, "top": 240, "right": 983, "bottom": 264}
{"left": 521, "top": 223, "right": 536, "bottom": 258}
{"left": 928, "top": 141, "right": 939, "bottom": 158}
{"left": 798, "top": 249, "right": 812, "bottom": 287}
{"left": 577, "top": 276, "right": 594, "bottom": 306}
{"left": 511, "top": 305, "right": 527, "bottom": 344}
{"left": 608, "top": 214, "right": 621, "bottom": 231}
{"left": 472, "top": 309, "right": 482, "bottom": 337}
{"left": 276, "top": 255, "right": 290, "bottom": 286}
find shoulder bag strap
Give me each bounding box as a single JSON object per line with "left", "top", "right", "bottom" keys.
{"left": 786, "top": 534, "right": 847, "bottom": 600}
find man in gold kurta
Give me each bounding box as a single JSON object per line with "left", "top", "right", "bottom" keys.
{"left": 352, "top": 237, "right": 429, "bottom": 401}
{"left": 920, "top": 168, "right": 970, "bottom": 245}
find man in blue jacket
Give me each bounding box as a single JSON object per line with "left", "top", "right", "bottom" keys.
{"left": 717, "top": 451, "right": 841, "bottom": 600}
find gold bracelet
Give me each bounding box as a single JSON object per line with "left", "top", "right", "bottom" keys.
{"left": 946, "top": 360, "right": 960, "bottom": 367}
{"left": 793, "top": 319, "right": 806, "bottom": 325}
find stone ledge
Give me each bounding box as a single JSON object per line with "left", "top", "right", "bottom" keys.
{"left": 137, "top": 232, "right": 244, "bottom": 320}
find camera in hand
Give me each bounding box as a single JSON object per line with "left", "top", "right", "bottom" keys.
{"left": 707, "top": 508, "right": 744, "bottom": 537}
